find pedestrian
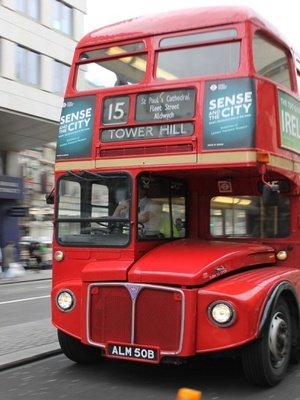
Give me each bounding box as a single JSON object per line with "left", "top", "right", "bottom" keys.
{"left": 33, "top": 243, "right": 43, "bottom": 272}
{"left": 2, "top": 240, "right": 18, "bottom": 277}
{"left": 0, "top": 246, "right": 2, "bottom": 276}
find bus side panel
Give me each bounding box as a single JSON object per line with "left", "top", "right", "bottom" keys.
{"left": 255, "top": 79, "right": 279, "bottom": 152}
{"left": 256, "top": 78, "right": 300, "bottom": 164}
{"left": 51, "top": 280, "right": 83, "bottom": 339}
{"left": 196, "top": 267, "right": 300, "bottom": 352}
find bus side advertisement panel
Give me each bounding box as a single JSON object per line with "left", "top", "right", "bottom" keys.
{"left": 56, "top": 96, "right": 96, "bottom": 160}
{"left": 203, "top": 78, "right": 256, "bottom": 150}
{"left": 278, "top": 91, "right": 300, "bottom": 154}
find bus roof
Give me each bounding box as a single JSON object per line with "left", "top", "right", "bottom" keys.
{"left": 80, "top": 6, "right": 286, "bottom": 49}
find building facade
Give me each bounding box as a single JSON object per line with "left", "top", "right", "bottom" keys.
{"left": 0, "top": 0, "right": 86, "bottom": 248}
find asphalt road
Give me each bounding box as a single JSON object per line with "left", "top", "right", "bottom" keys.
{"left": 0, "top": 278, "right": 51, "bottom": 327}
{"left": 2, "top": 352, "right": 300, "bottom": 400}
{"left": 0, "top": 272, "right": 59, "bottom": 368}
{"left": 1, "top": 274, "right": 300, "bottom": 399}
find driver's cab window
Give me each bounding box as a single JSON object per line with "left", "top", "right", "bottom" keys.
{"left": 56, "top": 172, "right": 131, "bottom": 247}
{"left": 58, "top": 180, "right": 80, "bottom": 217}
{"left": 91, "top": 183, "right": 108, "bottom": 218}
{"left": 137, "top": 176, "right": 187, "bottom": 240}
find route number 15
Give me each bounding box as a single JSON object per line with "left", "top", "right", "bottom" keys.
{"left": 103, "top": 96, "right": 129, "bottom": 124}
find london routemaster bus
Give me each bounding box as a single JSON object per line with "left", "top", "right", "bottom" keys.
{"left": 50, "top": 6, "right": 300, "bottom": 386}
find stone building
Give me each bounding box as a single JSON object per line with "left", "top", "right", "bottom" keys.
{"left": 0, "top": 0, "right": 86, "bottom": 246}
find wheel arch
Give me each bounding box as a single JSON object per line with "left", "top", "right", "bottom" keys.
{"left": 259, "top": 281, "right": 300, "bottom": 361}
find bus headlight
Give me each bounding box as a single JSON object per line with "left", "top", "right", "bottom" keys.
{"left": 56, "top": 290, "right": 75, "bottom": 311}
{"left": 208, "top": 301, "right": 236, "bottom": 327}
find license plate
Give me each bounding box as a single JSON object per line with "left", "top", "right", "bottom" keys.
{"left": 106, "top": 342, "right": 159, "bottom": 363}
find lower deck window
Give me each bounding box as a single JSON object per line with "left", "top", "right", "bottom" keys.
{"left": 210, "top": 195, "right": 290, "bottom": 238}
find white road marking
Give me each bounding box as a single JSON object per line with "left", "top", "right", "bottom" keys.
{"left": 0, "top": 295, "right": 50, "bottom": 305}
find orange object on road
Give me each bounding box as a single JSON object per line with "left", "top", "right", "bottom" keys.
{"left": 176, "top": 387, "right": 202, "bottom": 400}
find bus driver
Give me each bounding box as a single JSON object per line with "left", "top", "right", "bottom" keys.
{"left": 113, "top": 182, "right": 162, "bottom": 236}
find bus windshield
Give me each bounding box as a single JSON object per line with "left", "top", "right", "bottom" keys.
{"left": 136, "top": 175, "right": 187, "bottom": 240}
{"left": 56, "top": 172, "right": 131, "bottom": 246}
{"left": 55, "top": 173, "right": 187, "bottom": 246}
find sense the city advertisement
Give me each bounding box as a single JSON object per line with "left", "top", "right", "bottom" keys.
{"left": 56, "top": 96, "right": 95, "bottom": 160}
{"left": 203, "top": 78, "right": 255, "bottom": 150}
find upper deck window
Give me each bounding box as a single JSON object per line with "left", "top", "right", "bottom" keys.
{"left": 160, "top": 29, "right": 237, "bottom": 47}
{"left": 156, "top": 40, "right": 240, "bottom": 81}
{"left": 75, "top": 42, "right": 146, "bottom": 91}
{"left": 253, "top": 33, "right": 291, "bottom": 89}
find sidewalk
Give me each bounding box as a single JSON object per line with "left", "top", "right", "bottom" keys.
{"left": 0, "top": 268, "right": 52, "bottom": 285}
{"left": 0, "top": 268, "right": 61, "bottom": 370}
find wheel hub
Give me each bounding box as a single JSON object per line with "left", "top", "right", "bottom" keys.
{"left": 268, "top": 311, "right": 289, "bottom": 368}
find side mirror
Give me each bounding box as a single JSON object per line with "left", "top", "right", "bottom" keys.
{"left": 263, "top": 184, "right": 279, "bottom": 206}
{"left": 45, "top": 189, "right": 55, "bottom": 205}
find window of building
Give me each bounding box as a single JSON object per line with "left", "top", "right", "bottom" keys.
{"left": 16, "top": 0, "right": 40, "bottom": 20}
{"left": 16, "top": 46, "right": 40, "bottom": 86}
{"left": 253, "top": 33, "right": 291, "bottom": 89}
{"left": 53, "top": 0, "right": 73, "bottom": 36}
{"left": 53, "top": 60, "right": 70, "bottom": 94}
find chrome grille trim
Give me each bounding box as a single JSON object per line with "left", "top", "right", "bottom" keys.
{"left": 86, "top": 282, "right": 185, "bottom": 356}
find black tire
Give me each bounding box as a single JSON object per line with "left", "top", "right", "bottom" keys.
{"left": 58, "top": 330, "right": 101, "bottom": 364}
{"left": 242, "top": 298, "right": 292, "bottom": 386}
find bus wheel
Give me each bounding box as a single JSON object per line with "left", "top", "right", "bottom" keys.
{"left": 242, "top": 298, "right": 291, "bottom": 386}
{"left": 58, "top": 330, "right": 101, "bottom": 364}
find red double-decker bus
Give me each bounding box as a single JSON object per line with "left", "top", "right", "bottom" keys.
{"left": 50, "top": 6, "right": 300, "bottom": 386}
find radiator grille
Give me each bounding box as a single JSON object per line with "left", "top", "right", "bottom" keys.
{"left": 88, "top": 283, "right": 184, "bottom": 354}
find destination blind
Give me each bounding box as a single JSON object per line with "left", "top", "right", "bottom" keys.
{"left": 135, "top": 89, "right": 195, "bottom": 121}
{"left": 101, "top": 88, "right": 195, "bottom": 143}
